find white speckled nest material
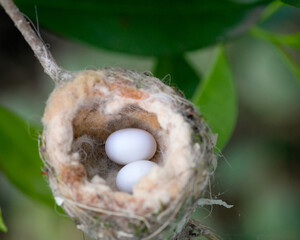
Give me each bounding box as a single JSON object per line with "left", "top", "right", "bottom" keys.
{"left": 39, "top": 67, "right": 216, "bottom": 240}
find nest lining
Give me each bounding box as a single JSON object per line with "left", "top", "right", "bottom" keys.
{"left": 71, "top": 104, "right": 165, "bottom": 191}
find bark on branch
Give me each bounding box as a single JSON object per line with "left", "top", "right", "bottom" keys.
{"left": 0, "top": 0, "right": 73, "bottom": 84}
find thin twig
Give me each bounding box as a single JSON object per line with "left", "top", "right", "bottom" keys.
{"left": 188, "top": 219, "right": 222, "bottom": 240}
{"left": 0, "top": 0, "right": 73, "bottom": 84}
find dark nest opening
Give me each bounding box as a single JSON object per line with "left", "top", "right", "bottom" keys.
{"left": 71, "top": 103, "right": 166, "bottom": 191}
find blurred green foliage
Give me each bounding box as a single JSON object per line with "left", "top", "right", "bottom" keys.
{"left": 251, "top": 26, "right": 300, "bottom": 48}
{"left": 250, "top": 26, "right": 300, "bottom": 82}
{"left": 281, "top": 0, "right": 300, "bottom": 7}
{"left": 192, "top": 46, "right": 236, "bottom": 149}
{"left": 14, "top": 0, "right": 272, "bottom": 56}
{"left": 0, "top": 0, "right": 300, "bottom": 240}
{"left": 0, "top": 208, "right": 7, "bottom": 233}
{"left": 154, "top": 54, "right": 200, "bottom": 99}
{"left": 0, "top": 106, "right": 53, "bottom": 207}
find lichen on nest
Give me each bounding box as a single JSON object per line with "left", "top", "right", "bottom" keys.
{"left": 39, "top": 67, "right": 216, "bottom": 240}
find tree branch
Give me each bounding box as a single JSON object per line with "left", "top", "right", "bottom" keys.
{"left": 0, "top": 0, "right": 73, "bottom": 84}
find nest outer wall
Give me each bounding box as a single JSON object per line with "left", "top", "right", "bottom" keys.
{"left": 39, "top": 67, "right": 216, "bottom": 240}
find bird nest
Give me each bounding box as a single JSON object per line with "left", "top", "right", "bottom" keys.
{"left": 39, "top": 68, "right": 216, "bottom": 240}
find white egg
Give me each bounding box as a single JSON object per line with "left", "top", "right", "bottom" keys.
{"left": 105, "top": 128, "right": 157, "bottom": 165}
{"left": 116, "top": 160, "right": 157, "bottom": 193}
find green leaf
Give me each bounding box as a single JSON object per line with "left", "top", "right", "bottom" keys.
{"left": 281, "top": 0, "right": 300, "bottom": 7}
{"left": 259, "top": 1, "right": 283, "bottom": 23}
{"left": 250, "top": 27, "right": 300, "bottom": 48}
{"left": 0, "top": 208, "right": 7, "bottom": 233}
{"left": 250, "top": 27, "right": 300, "bottom": 84}
{"left": 192, "top": 46, "right": 237, "bottom": 150}
{"left": 14, "top": 0, "right": 272, "bottom": 56}
{"left": 0, "top": 105, "right": 53, "bottom": 207}
{"left": 153, "top": 55, "right": 201, "bottom": 99}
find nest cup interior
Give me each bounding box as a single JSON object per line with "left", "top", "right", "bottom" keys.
{"left": 42, "top": 69, "right": 198, "bottom": 210}
{"left": 71, "top": 103, "right": 165, "bottom": 192}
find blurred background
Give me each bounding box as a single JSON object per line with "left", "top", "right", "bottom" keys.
{"left": 0, "top": 1, "right": 300, "bottom": 240}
